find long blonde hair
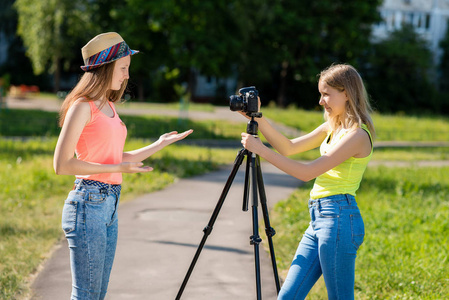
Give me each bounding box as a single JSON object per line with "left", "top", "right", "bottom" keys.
{"left": 319, "top": 64, "right": 375, "bottom": 138}
{"left": 58, "top": 61, "right": 127, "bottom": 127}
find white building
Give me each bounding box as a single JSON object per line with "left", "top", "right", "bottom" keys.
{"left": 373, "top": 0, "right": 449, "bottom": 64}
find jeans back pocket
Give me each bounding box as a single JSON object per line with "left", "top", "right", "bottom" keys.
{"left": 61, "top": 201, "right": 77, "bottom": 234}
{"left": 350, "top": 213, "right": 365, "bottom": 249}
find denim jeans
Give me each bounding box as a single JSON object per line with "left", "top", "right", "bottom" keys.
{"left": 277, "top": 194, "right": 365, "bottom": 300}
{"left": 61, "top": 179, "right": 121, "bottom": 300}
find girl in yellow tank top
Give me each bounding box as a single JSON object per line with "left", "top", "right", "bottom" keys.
{"left": 239, "top": 64, "right": 375, "bottom": 300}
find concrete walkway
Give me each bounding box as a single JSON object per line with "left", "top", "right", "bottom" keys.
{"left": 31, "top": 162, "right": 303, "bottom": 300}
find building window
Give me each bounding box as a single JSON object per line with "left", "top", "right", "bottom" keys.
{"left": 425, "top": 14, "right": 431, "bottom": 29}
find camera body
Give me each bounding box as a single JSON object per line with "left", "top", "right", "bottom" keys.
{"left": 229, "top": 86, "right": 259, "bottom": 115}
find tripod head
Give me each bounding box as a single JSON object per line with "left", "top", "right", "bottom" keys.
{"left": 246, "top": 112, "right": 262, "bottom": 136}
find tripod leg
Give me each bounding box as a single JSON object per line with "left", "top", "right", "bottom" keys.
{"left": 242, "top": 153, "right": 251, "bottom": 211}
{"left": 249, "top": 152, "right": 263, "bottom": 300}
{"left": 255, "top": 155, "right": 281, "bottom": 293}
{"left": 176, "top": 149, "right": 246, "bottom": 300}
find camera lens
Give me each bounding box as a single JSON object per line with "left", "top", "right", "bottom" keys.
{"left": 229, "top": 95, "right": 245, "bottom": 112}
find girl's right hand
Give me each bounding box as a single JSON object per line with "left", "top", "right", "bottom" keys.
{"left": 120, "top": 162, "right": 153, "bottom": 173}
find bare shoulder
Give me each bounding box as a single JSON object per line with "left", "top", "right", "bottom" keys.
{"left": 353, "top": 127, "right": 371, "bottom": 140}
{"left": 348, "top": 127, "right": 372, "bottom": 157}
{"left": 71, "top": 98, "right": 90, "bottom": 111}
{"left": 66, "top": 98, "right": 91, "bottom": 125}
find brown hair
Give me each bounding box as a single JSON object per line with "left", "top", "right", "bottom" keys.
{"left": 319, "top": 64, "right": 375, "bottom": 138}
{"left": 58, "top": 61, "right": 127, "bottom": 127}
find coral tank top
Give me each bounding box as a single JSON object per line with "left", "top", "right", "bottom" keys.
{"left": 75, "top": 101, "right": 127, "bottom": 184}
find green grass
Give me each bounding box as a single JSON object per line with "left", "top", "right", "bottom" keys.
{"left": 270, "top": 166, "right": 449, "bottom": 299}
{"left": 1, "top": 104, "right": 449, "bottom": 299}
{"left": 262, "top": 104, "right": 449, "bottom": 141}
{"left": 120, "top": 100, "right": 216, "bottom": 112}
{"left": 3, "top": 106, "right": 449, "bottom": 142}
{"left": 286, "top": 146, "right": 449, "bottom": 162}
{"left": 0, "top": 109, "right": 244, "bottom": 140}
{"left": 0, "top": 137, "right": 238, "bottom": 299}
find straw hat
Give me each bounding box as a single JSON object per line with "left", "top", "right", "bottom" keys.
{"left": 81, "top": 32, "right": 139, "bottom": 71}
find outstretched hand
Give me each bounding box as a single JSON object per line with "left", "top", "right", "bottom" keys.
{"left": 120, "top": 162, "right": 153, "bottom": 173}
{"left": 158, "top": 129, "right": 194, "bottom": 147}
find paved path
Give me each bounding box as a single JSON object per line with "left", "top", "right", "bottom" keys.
{"left": 31, "top": 163, "right": 303, "bottom": 300}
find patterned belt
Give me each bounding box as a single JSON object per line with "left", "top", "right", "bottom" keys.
{"left": 74, "top": 179, "right": 121, "bottom": 194}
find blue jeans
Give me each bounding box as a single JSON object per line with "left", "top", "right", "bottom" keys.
{"left": 277, "top": 194, "right": 365, "bottom": 300}
{"left": 61, "top": 179, "right": 121, "bottom": 300}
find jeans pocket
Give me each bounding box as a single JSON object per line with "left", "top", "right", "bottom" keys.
{"left": 350, "top": 213, "right": 365, "bottom": 249}
{"left": 318, "top": 202, "right": 340, "bottom": 218}
{"left": 61, "top": 201, "right": 77, "bottom": 234}
{"left": 86, "top": 191, "right": 106, "bottom": 204}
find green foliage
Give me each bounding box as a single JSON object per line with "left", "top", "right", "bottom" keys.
{"left": 116, "top": 0, "right": 243, "bottom": 100}
{"left": 271, "top": 166, "right": 449, "bottom": 299}
{"left": 14, "top": 0, "right": 93, "bottom": 76}
{"left": 364, "top": 25, "right": 439, "bottom": 114}
{"left": 240, "top": 0, "right": 382, "bottom": 107}
{"left": 10, "top": 0, "right": 383, "bottom": 106}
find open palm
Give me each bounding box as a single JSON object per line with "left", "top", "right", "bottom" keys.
{"left": 158, "top": 129, "right": 193, "bottom": 146}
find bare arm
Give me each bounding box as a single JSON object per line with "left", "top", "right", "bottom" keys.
{"left": 122, "top": 129, "right": 194, "bottom": 162}
{"left": 238, "top": 98, "right": 328, "bottom": 156}
{"left": 257, "top": 117, "right": 328, "bottom": 155}
{"left": 241, "top": 128, "right": 371, "bottom": 182}
{"left": 53, "top": 101, "right": 151, "bottom": 175}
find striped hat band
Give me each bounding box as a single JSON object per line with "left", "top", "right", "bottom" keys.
{"left": 80, "top": 32, "right": 139, "bottom": 71}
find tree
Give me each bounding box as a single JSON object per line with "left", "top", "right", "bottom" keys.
{"left": 365, "top": 25, "right": 438, "bottom": 113}
{"left": 119, "top": 0, "right": 243, "bottom": 101}
{"left": 235, "top": 0, "right": 382, "bottom": 107}
{"left": 14, "top": 0, "right": 94, "bottom": 92}
{"left": 439, "top": 26, "right": 449, "bottom": 93}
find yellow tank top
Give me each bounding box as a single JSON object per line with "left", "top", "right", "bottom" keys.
{"left": 310, "top": 124, "right": 373, "bottom": 199}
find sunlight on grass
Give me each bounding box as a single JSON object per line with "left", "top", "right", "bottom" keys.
{"left": 271, "top": 166, "right": 449, "bottom": 299}
{"left": 262, "top": 104, "right": 449, "bottom": 142}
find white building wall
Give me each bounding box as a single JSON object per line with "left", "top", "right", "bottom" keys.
{"left": 373, "top": 0, "right": 449, "bottom": 64}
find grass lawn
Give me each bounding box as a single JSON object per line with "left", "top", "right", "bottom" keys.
{"left": 270, "top": 166, "right": 449, "bottom": 299}
{"left": 262, "top": 104, "right": 449, "bottom": 141}
{"left": 1, "top": 105, "right": 448, "bottom": 299}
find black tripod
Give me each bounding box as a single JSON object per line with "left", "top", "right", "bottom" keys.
{"left": 176, "top": 114, "right": 280, "bottom": 300}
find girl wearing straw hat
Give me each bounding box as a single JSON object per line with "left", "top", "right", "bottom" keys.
{"left": 54, "top": 32, "right": 193, "bottom": 299}
{"left": 239, "top": 64, "right": 374, "bottom": 300}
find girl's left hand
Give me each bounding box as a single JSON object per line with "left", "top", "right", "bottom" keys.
{"left": 241, "top": 132, "right": 264, "bottom": 154}
{"left": 158, "top": 129, "right": 193, "bottom": 146}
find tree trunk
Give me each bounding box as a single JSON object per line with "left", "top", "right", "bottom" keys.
{"left": 138, "top": 77, "right": 144, "bottom": 101}
{"left": 187, "top": 68, "right": 196, "bottom": 102}
{"left": 53, "top": 57, "right": 61, "bottom": 93}
{"left": 277, "top": 60, "right": 288, "bottom": 107}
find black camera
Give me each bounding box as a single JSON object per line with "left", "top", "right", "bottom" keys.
{"left": 229, "top": 86, "right": 259, "bottom": 115}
